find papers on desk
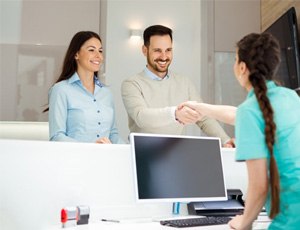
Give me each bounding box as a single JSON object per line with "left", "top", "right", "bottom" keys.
{"left": 256, "top": 213, "right": 271, "bottom": 221}
{"left": 252, "top": 213, "right": 271, "bottom": 230}
{"left": 101, "top": 217, "right": 153, "bottom": 224}
{"left": 253, "top": 221, "right": 271, "bottom": 230}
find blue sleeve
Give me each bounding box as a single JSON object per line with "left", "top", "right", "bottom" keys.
{"left": 105, "top": 90, "right": 125, "bottom": 144}
{"left": 109, "top": 107, "right": 125, "bottom": 144}
{"left": 48, "top": 85, "right": 76, "bottom": 142}
{"left": 109, "top": 121, "right": 125, "bottom": 144}
{"left": 235, "top": 106, "right": 268, "bottom": 161}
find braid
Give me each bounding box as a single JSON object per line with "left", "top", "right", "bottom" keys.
{"left": 251, "top": 74, "right": 279, "bottom": 218}
{"left": 238, "top": 33, "right": 281, "bottom": 219}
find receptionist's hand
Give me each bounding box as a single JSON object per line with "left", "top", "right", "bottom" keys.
{"left": 96, "top": 137, "right": 112, "bottom": 144}
{"left": 228, "top": 215, "right": 243, "bottom": 229}
{"left": 228, "top": 214, "right": 252, "bottom": 230}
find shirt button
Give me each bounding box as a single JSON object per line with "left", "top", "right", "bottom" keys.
{"left": 97, "top": 134, "right": 99, "bottom": 138}
{"left": 94, "top": 99, "right": 96, "bottom": 102}
{"left": 98, "top": 122, "right": 101, "bottom": 125}
{"left": 97, "top": 110, "right": 100, "bottom": 113}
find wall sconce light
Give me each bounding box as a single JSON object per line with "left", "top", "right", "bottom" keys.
{"left": 130, "top": 29, "right": 142, "bottom": 40}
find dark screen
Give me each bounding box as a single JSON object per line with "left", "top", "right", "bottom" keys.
{"left": 131, "top": 135, "right": 226, "bottom": 201}
{"left": 264, "top": 7, "right": 300, "bottom": 90}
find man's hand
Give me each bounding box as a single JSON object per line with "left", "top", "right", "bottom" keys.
{"left": 223, "top": 138, "right": 235, "bottom": 148}
{"left": 175, "top": 106, "right": 202, "bottom": 125}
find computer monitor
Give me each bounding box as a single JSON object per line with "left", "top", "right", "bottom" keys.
{"left": 130, "top": 133, "right": 228, "bottom": 203}
{"left": 264, "top": 7, "right": 300, "bottom": 93}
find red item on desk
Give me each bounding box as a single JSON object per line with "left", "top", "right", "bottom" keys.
{"left": 61, "top": 207, "right": 78, "bottom": 228}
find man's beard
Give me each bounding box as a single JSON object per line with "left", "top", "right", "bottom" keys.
{"left": 147, "top": 57, "right": 171, "bottom": 73}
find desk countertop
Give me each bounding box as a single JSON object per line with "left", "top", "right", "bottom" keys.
{"left": 47, "top": 218, "right": 270, "bottom": 230}
{"left": 48, "top": 222, "right": 229, "bottom": 230}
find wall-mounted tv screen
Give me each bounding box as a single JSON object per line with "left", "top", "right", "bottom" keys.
{"left": 264, "top": 7, "right": 300, "bottom": 94}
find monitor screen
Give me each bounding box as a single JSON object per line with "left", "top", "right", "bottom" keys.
{"left": 264, "top": 7, "right": 300, "bottom": 91}
{"left": 130, "top": 133, "right": 227, "bottom": 203}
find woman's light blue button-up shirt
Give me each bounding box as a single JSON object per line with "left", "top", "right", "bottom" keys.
{"left": 49, "top": 72, "right": 124, "bottom": 144}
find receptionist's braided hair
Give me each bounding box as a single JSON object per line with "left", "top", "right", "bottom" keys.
{"left": 237, "top": 33, "right": 281, "bottom": 219}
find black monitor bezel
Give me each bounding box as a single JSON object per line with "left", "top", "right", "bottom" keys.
{"left": 130, "top": 133, "right": 228, "bottom": 203}
{"left": 264, "top": 7, "right": 300, "bottom": 91}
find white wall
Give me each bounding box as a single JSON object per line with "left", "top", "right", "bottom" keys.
{"left": 0, "top": 0, "right": 100, "bottom": 121}
{"left": 0, "top": 0, "right": 202, "bottom": 141}
{"left": 1, "top": 0, "right": 262, "bottom": 141}
{"left": 213, "top": 0, "right": 261, "bottom": 137}
{"left": 104, "top": 0, "right": 202, "bottom": 141}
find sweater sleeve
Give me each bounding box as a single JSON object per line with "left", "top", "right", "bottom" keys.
{"left": 187, "top": 79, "right": 231, "bottom": 143}
{"left": 196, "top": 117, "right": 231, "bottom": 144}
{"left": 121, "top": 77, "right": 177, "bottom": 129}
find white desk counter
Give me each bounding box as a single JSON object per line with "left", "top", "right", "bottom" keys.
{"left": 0, "top": 140, "right": 248, "bottom": 230}
{"left": 46, "top": 219, "right": 270, "bottom": 230}
{"left": 48, "top": 222, "right": 229, "bottom": 229}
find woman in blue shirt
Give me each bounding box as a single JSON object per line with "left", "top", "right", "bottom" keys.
{"left": 181, "top": 33, "right": 300, "bottom": 229}
{"left": 46, "top": 31, "right": 124, "bottom": 144}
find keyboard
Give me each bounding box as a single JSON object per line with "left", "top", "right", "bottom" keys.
{"left": 160, "top": 216, "right": 231, "bottom": 228}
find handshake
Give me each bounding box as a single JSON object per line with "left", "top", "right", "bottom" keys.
{"left": 176, "top": 101, "right": 237, "bottom": 126}
{"left": 176, "top": 101, "right": 237, "bottom": 148}
{"left": 175, "top": 101, "right": 204, "bottom": 125}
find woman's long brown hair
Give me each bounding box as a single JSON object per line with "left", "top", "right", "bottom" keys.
{"left": 43, "top": 31, "right": 101, "bottom": 112}
{"left": 237, "top": 33, "right": 281, "bottom": 218}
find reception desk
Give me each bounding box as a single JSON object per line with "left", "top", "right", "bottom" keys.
{"left": 0, "top": 139, "right": 249, "bottom": 230}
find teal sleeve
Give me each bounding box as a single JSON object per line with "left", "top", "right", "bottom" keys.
{"left": 235, "top": 106, "right": 268, "bottom": 161}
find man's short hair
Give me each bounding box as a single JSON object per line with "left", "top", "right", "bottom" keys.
{"left": 143, "top": 25, "right": 173, "bottom": 47}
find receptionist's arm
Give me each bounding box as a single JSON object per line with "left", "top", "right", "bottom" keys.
{"left": 229, "top": 158, "right": 268, "bottom": 229}
{"left": 180, "top": 102, "right": 237, "bottom": 125}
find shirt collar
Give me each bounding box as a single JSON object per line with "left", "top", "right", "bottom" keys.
{"left": 95, "top": 76, "right": 104, "bottom": 88}
{"left": 68, "top": 72, "right": 81, "bottom": 84}
{"left": 68, "top": 72, "right": 104, "bottom": 87}
{"left": 144, "top": 66, "right": 169, "bottom": 81}
{"left": 247, "top": 80, "right": 277, "bottom": 99}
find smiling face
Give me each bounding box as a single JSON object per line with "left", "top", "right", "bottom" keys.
{"left": 142, "top": 35, "right": 173, "bottom": 78}
{"left": 75, "top": 37, "right": 103, "bottom": 75}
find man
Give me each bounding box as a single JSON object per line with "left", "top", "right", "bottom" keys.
{"left": 121, "top": 25, "right": 233, "bottom": 146}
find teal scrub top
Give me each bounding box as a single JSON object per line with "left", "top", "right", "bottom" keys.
{"left": 235, "top": 81, "right": 300, "bottom": 230}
